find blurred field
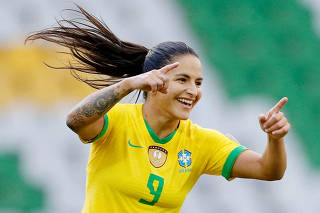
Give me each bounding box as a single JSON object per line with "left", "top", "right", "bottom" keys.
{"left": 0, "top": 46, "right": 94, "bottom": 107}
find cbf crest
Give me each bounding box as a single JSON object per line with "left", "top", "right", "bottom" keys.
{"left": 178, "top": 149, "right": 192, "bottom": 168}
{"left": 148, "top": 146, "right": 168, "bottom": 168}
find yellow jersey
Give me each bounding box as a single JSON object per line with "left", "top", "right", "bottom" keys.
{"left": 80, "top": 104, "right": 247, "bottom": 213}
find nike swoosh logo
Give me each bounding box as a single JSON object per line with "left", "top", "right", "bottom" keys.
{"left": 128, "top": 140, "right": 144, "bottom": 148}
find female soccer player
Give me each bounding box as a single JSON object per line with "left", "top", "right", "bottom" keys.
{"left": 26, "top": 5, "right": 290, "bottom": 213}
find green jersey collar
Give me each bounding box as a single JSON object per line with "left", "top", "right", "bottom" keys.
{"left": 144, "top": 119, "right": 178, "bottom": 144}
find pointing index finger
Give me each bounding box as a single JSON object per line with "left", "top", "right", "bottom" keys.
{"left": 267, "top": 97, "right": 288, "bottom": 116}
{"left": 159, "top": 62, "right": 179, "bottom": 74}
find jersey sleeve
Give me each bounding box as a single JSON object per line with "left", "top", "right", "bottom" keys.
{"left": 79, "top": 104, "right": 126, "bottom": 144}
{"left": 200, "top": 128, "right": 247, "bottom": 180}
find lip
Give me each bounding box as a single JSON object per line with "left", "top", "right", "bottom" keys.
{"left": 176, "top": 98, "right": 194, "bottom": 109}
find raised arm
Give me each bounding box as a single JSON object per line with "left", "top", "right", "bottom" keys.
{"left": 66, "top": 80, "right": 133, "bottom": 140}
{"left": 66, "top": 62, "right": 179, "bottom": 140}
{"left": 231, "top": 97, "right": 290, "bottom": 181}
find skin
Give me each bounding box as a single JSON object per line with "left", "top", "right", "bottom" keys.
{"left": 231, "top": 97, "right": 290, "bottom": 180}
{"left": 142, "top": 54, "right": 203, "bottom": 139}
{"left": 66, "top": 54, "right": 290, "bottom": 181}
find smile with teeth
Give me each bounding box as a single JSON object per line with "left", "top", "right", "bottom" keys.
{"left": 177, "top": 98, "right": 193, "bottom": 106}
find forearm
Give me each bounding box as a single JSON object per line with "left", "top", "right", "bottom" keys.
{"left": 66, "top": 79, "right": 133, "bottom": 132}
{"left": 232, "top": 98, "right": 289, "bottom": 181}
{"left": 260, "top": 135, "right": 287, "bottom": 180}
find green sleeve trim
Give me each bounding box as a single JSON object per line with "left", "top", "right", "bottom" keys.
{"left": 86, "top": 114, "right": 108, "bottom": 144}
{"left": 222, "top": 146, "right": 247, "bottom": 180}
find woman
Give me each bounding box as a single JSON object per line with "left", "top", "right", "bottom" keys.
{"left": 26, "top": 5, "right": 290, "bottom": 213}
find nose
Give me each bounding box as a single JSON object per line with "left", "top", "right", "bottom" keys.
{"left": 186, "top": 83, "right": 198, "bottom": 97}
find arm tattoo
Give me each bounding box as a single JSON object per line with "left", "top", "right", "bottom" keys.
{"left": 67, "top": 83, "right": 129, "bottom": 132}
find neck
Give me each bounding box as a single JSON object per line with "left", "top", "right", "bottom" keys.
{"left": 142, "top": 101, "right": 179, "bottom": 139}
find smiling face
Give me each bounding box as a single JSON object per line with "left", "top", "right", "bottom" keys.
{"left": 147, "top": 54, "right": 203, "bottom": 120}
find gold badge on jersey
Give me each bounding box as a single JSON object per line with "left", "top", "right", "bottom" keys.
{"left": 148, "top": 146, "right": 168, "bottom": 168}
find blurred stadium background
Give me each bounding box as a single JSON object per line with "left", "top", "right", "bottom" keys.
{"left": 1, "top": 0, "right": 320, "bottom": 212}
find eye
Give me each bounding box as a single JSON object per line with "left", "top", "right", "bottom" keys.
{"left": 177, "top": 78, "right": 186, "bottom": 83}
{"left": 195, "top": 81, "right": 202, "bottom": 86}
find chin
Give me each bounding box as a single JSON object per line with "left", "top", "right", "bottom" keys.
{"left": 176, "top": 112, "right": 190, "bottom": 120}
{"left": 179, "top": 117, "right": 189, "bottom": 120}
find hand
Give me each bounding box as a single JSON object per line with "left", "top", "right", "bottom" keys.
{"left": 126, "top": 62, "right": 179, "bottom": 94}
{"left": 259, "top": 97, "right": 291, "bottom": 140}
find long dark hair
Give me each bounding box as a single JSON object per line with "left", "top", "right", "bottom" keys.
{"left": 25, "top": 5, "right": 198, "bottom": 92}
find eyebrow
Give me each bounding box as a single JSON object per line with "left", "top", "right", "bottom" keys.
{"left": 174, "top": 73, "right": 203, "bottom": 81}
